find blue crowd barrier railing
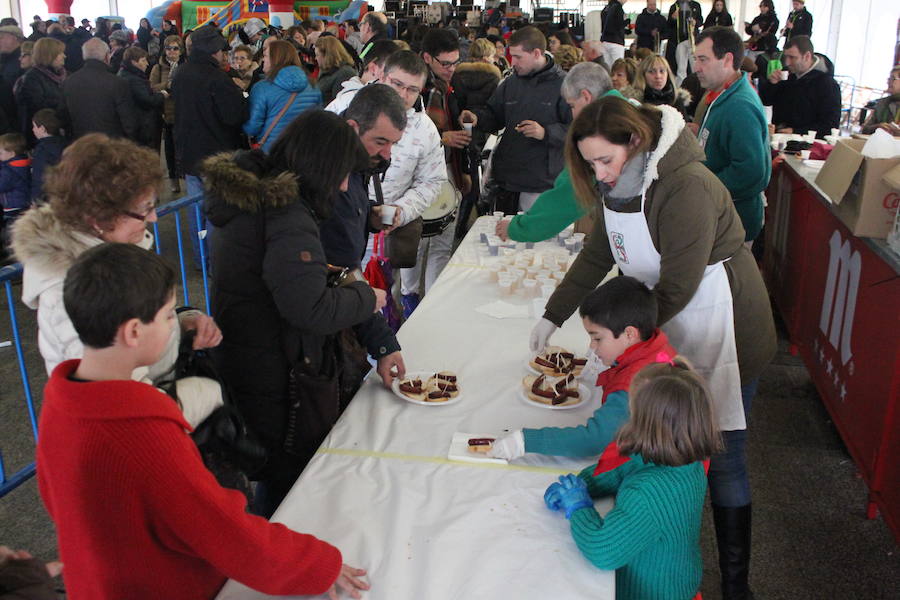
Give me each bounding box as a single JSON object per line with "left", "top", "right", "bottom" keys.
{"left": 152, "top": 192, "right": 211, "bottom": 315}
{"left": 0, "top": 194, "right": 211, "bottom": 498}
{"left": 0, "top": 263, "right": 38, "bottom": 497}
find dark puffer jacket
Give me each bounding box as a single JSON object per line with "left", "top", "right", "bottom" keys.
{"left": 472, "top": 56, "right": 572, "bottom": 193}
{"left": 202, "top": 151, "right": 384, "bottom": 477}
{"left": 172, "top": 52, "right": 246, "bottom": 175}
{"left": 118, "top": 62, "right": 164, "bottom": 147}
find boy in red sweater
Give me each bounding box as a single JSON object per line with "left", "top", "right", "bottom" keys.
{"left": 37, "top": 243, "right": 370, "bottom": 600}
{"left": 489, "top": 275, "right": 676, "bottom": 460}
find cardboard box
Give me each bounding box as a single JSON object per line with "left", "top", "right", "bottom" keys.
{"left": 815, "top": 138, "right": 900, "bottom": 239}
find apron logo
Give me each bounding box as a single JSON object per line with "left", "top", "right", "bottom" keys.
{"left": 819, "top": 230, "right": 860, "bottom": 365}
{"left": 610, "top": 232, "right": 628, "bottom": 264}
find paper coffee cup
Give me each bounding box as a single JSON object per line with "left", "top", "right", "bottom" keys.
{"left": 463, "top": 123, "right": 473, "bottom": 134}
{"left": 779, "top": 70, "right": 788, "bottom": 81}
{"left": 381, "top": 204, "right": 397, "bottom": 225}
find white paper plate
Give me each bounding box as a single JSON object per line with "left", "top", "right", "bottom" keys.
{"left": 518, "top": 382, "right": 590, "bottom": 410}
{"left": 525, "top": 355, "right": 588, "bottom": 377}
{"left": 391, "top": 371, "right": 463, "bottom": 406}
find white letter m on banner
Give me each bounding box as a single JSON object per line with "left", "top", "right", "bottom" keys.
{"left": 819, "top": 231, "right": 861, "bottom": 365}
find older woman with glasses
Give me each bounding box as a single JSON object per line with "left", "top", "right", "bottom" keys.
{"left": 150, "top": 34, "right": 185, "bottom": 192}
{"left": 12, "top": 134, "right": 223, "bottom": 414}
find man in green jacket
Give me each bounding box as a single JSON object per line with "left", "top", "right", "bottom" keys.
{"left": 691, "top": 26, "right": 771, "bottom": 242}
{"left": 496, "top": 62, "right": 624, "bottom": 243}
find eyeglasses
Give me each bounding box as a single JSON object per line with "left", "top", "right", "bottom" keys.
{"left": 386, "top": 77, "right": 422, "bottom": 97}
{"left": 165, "top": 46, "right": 180, "bottom": 51}
{"left": 122, "top": 205, "right": 156, "bottom": 222}
{"left": 435, "top": 57, "right": 461, "bottom": 68}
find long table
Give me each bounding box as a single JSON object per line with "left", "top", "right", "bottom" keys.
{"left": 216, "top": 219, "right": 615, "bottom": 599}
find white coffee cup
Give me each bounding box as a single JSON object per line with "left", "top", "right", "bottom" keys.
{"left": 463, "top": 122, "right": 473, "bottom": 135}
{"left": 800, "top": 150, "right": 811, "bottom": 160}
{"left": 779, "top": 70, "right": 788, "bottom": 81}
{"left": 380, "top": 204, "right": 397, "bottom": 225}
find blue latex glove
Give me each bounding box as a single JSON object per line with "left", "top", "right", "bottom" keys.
{"left": 557, "top": 474, "right": 593, "bottom": 519}
{"left": 544, "top": 481, "right": 564, "bottom": 511}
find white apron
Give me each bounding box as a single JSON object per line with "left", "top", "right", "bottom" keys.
{"left": 603, "top": 194, "right": 746, "bottom": 431}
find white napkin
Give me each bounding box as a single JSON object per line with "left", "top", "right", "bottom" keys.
{"left": 475, "top": 300, "right": 531, "bottom": 319}
{"left": 862, "top": 128, "right": 900, "bottom": 159}
{"left": 448, "top": 432, "right": 508, "bottom": 465}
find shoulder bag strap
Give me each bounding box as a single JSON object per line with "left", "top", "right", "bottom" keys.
{"left": 258, "top": 92, "right": 298, "bottom": 147}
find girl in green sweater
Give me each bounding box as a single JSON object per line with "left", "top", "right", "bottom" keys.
{"left": 545, "top": 359, "right": 721, "bottom": 600}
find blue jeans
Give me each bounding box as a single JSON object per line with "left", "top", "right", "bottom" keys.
{"left": 185, "top": 175, "right": 207, "bottom": 268}
{"left": 708, "top": 378, "right": 758, "bottom": 507}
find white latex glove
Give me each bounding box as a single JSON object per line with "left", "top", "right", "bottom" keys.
{"left": 529, "top": 318, "right": 558, "bottom": 353}
{"left": 487, "top": 430, "right": 525, "bottom": 460}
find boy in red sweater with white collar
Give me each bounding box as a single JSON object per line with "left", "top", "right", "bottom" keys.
{"left": 37, "top": 243, "right": 370, "bottom": 600}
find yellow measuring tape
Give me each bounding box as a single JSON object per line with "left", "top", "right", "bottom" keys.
{"left": 316, "top": 447, "right": 574, "bottom": 475}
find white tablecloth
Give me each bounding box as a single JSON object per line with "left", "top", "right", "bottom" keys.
{"left": 216, "top": 218, "right": 615, "bottom": 600}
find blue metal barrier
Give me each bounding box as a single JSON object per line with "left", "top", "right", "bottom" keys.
{"left": 0, "top": 263, "right": 38, "bottom": 497}
{"left": 0, "top": 195, "right": 211, "bottom": 498}
{"left": 152, "top": 192, "right": 211, "bottom": 314}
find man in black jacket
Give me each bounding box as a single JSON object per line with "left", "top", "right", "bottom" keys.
{"left": 635, "top": 0, "right": 668, "bottom": 51}
{"left": 759, "top": 35, "right": 839, "bottom": 139}
{"left": 666, "top": 1, "right": 702, "bottom": 72}
{"left": 461, "top": 26, "right": 572, "bottom": 214}
{"left": 783, "top": 0, "right": 813, "bottom": 41}
{"left": 50, "top": 16, "right": 91, "bottom": 74}
{"left": 0, "top": 25, "right": 23, "bottom": 87}
{"left": 172, "top": 25, "right": 246, "bottom": 266}
{"left": 59, "top": 38, "right": 138, "bottom": 140}
{"left": 600, "top": 0, "right": 628, "bottom": 64}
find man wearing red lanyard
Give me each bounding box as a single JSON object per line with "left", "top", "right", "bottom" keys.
{"left": 690, "top": 26, "right": 771, "bottom": 244}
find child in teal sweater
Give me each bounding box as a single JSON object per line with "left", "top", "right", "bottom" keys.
{"left": 488, "top": 275, "right": 676, "bottom": 460}
{"left": 545, "top": 359, "right": 721, "bottom": 600}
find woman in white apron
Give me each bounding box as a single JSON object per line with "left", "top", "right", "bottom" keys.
{"left": 531, "top": 98, "right": 776, "bottom": 600}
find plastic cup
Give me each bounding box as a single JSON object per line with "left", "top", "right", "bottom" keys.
{"left": 463, "top": 122, "right": 473, "bottom": 135}
{"left": 804, "top": 133, "right": 816, "bottom": 144}
{"left": 522, "top": 279, "right": 537, "bottom": 297}
{"left": 380, "top": 204, "right": 396, "bottom": 225}
{"left": 498, "top": 278, "right": 513, "bottom": 295}
{"left": 488, "top": 264, "right": 503, "bottom": 280}
{"left": 541, "top": 284, "right": 555, "bottom": 298}
{"left": 493, "top": 211, "right": 506, "bottom": 219}
{"left": 564, "top": 238, "right": 577, "bottom": 254}
{"left": 831, "top": 128, "right": 840, "bottom": 137}
{"left": 487, "top": 240, "right": 499, "bottom": 256}
{"left": 800, "top": 150, "right": 811, "bottom": 160}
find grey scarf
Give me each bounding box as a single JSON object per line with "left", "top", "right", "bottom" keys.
{"left": 597, "top": 152, "right": 649, "bottom": 210}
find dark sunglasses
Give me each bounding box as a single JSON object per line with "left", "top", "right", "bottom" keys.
{"left": 165, "top": 45, "right": 181, "bottom": 51}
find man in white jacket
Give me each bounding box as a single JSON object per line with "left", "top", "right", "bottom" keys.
{"left": 326, "top": 51, "right": 447, "bottom": 316}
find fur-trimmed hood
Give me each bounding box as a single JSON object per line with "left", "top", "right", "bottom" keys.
{"left": 454, "top": 60, "right": 502, "bottom": 79}
{"left": 642, "top": 104, "right": 704, "bottom": 191}
{"left": 201, "top": 150, "right": 300, "bottom": 221}
{"left": 11, "top": 203, "right": 153, "bottom": 309}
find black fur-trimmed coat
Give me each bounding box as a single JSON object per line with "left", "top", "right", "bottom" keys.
{"left": 202, "top": 151, "right": 396, "bottom": 476}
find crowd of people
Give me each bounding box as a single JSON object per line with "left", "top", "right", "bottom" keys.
{"left": 0, "top": 3, "right": 898, "bottom": 600}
